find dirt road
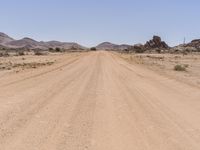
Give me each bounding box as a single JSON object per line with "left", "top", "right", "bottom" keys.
{"left": 0, "top": 51, "right": 200, "bottom": 150}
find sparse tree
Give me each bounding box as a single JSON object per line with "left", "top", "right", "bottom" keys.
{"left": 90, "top": 47, "right": 96, "bottom": 51}
{"left": 55, "top": 47, "right": 61, "bottom": 52}
{"left": 49, "top": 48, "right": 54, "bottom": 52}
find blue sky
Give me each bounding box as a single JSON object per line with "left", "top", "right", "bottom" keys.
{"left": 0, "top": 0, "right": 200, "bottom": 47}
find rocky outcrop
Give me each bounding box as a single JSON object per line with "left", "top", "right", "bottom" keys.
{"left": 127, "top": 36, "right": 169, "bottom": 53}
{"left": 144, "top": 36, "right": 169, "bottom": 49}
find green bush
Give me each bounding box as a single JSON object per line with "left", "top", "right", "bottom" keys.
{"left": 174, "top": 65, "right": 186, "bottom": 71}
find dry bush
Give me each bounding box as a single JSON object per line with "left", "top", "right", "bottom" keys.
{"left": 174, "top": 65, "right": 187, "bottom": 71}
{"left": 34, "top": 51, "right": 48, "bottom": 56}
{"left": 0, "top": 51, "right": 9, "bottom": 57}
{"left": 18, "top": 51, "right": 25, "bottom": 56}
{"left": 90, "top": 47, "right": 97, "bottom": 51}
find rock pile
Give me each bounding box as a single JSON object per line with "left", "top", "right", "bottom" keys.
{"left": 128, "top": 36, "right": 169, "bottom": 53}
{"left": 144, "top": 36, "right": 169, "bottom": 49}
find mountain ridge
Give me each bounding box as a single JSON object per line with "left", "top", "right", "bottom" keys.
{"left": 0, "top": 32, "right": 86, "bottom": 50}
{"left": 96, "top": 42, "right": 132, "bottom": 50}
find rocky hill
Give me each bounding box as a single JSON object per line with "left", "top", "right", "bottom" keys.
{"left": 172, "top": 40, "right": 200, "bottom": 53}
{"left": 0, "top": 32, "right": 14, "bottom": 44}
{"left": 96, "top": 42, "right": 131, "bottom": 50}
{"left": 186, "top": 39, "right": 200, "bottom": 49}
{"left": 0, "top": 32, "right": 86, "bottom": 50}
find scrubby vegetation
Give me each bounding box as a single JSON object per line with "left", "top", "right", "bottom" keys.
{"left": 55, "top": 47, "right": 62, "bottom": 52}
{"left": 174, "top": 64, "right": 187, "bottom": 71}
{"left": 0, "top": 51, "right": 9, "bottom": 57}
{"left": 18, "top": 51, "right": 25, "bottom": 56}
{"left": 90, "top": 47, "right": 97, "bottom": 51}
{"left": 48, "top": 48, "right": 54, "bottom": 52}
{"left": 34, "top": 51, "right": 48, "bottom": 56}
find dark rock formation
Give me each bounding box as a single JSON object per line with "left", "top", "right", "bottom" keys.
{"left": 144, "top": 36, "right": 169, "bottom": 49}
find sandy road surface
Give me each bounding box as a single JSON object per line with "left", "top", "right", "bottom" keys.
{"left": 0, "top": 51, "right": 200, "bottom": 150}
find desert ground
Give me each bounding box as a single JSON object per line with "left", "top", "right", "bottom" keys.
{"left": 119, "top": 52, "right": 200, "bottom": 88}
{"left": 0, "top": 51, "right": 200, "bottom": 150}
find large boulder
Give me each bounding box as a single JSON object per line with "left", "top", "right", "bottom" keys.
{"left": 144, "top": 36, "right": 169, "bottom": 49}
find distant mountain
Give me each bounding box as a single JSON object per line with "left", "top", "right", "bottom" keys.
{"left": 6, "top": 37, "right": 44, "bottom": 49}
{"left": 96, "top": 42, "right": 131, "bottom": 50}
{"left": 0, "top": 32, "right": 86, "bottom": 50}
{"left": 0, "top": 32, "right": 14, "bottom": 44}
{"left": 45, "top": 41, "right": 86, "bottom": 50}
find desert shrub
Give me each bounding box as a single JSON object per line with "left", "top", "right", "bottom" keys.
{"left": 156, "top": 49, "right": 161, "bottom": 53}
{"left": 174, "top": 64, "right": 186, "bottom": 71}
{"left": 90, "top": 47, "right": 96, "bottom": 51}
{"left": 55, "top": 47, "right": 62, "bottom": 52}
{"left": 0, "top": 51, "right": 9, "bottom": 57}
{"left": 124, "top": 49, "right": 129, "bottom": 53}
{"left": 34, "top": 51, "right": 47, "bottom": 56}
{"left": 135, "top": 49, "right": 145, "bottom": 53}
{"left": 18, "top": 51, "right": 25, "bottom": 56}
{"left": 48, "top": 48, "right": 54, "bottom": 52}
{"left": 71, "top": 46, "right": 78, "bottom": 50}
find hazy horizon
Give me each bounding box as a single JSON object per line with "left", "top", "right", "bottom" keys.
{"left": 1, "top": 0, "right": 200, "bottom": 47}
